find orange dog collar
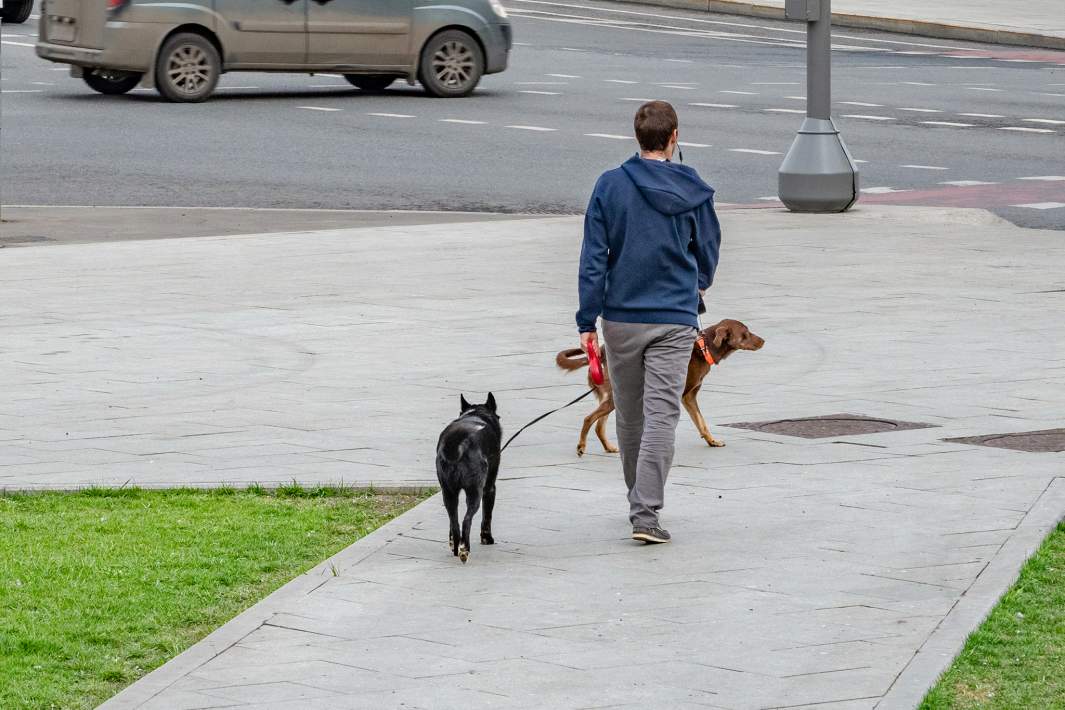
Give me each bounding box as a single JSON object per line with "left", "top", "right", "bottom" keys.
{"left": 695, "top": 336, "right": 716, "bottom": 366}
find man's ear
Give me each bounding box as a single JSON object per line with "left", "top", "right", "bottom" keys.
{"left": 460, "top": 395, "right": 471, "bottom": 412}
{"left": 712, "top": 325, "right": 729, "bottom": 348}
{"left": 486, "top": 392, "right": 497, "bottom": 414}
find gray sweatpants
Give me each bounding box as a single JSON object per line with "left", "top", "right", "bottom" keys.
{"left": 601, "top": 319, "right": 696, "bottom": 528}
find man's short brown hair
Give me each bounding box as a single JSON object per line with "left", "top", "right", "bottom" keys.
{"left": 634, "top": 101, "right": 678, "bottom": 152}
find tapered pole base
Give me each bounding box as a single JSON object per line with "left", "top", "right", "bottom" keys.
{"left": 778, "top": 118, "right": 859, "bottom": 213}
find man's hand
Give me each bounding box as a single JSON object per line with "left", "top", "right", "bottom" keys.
{"left": 580, "top": 330, "right": 599, "bottom": 355}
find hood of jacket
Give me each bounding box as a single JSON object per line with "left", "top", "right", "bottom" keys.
{"left": 620, "top": 154, "right": 715, "bottom": 216}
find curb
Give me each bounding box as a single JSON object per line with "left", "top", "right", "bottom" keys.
{"left": 608, "top": 0, "right": 1065, "bottom": 50}
{"left": 95, "top": 492, "right": 443, "bottom": 710}
{"left": 876, "top": 476, "right": 1065, "bottom": 709}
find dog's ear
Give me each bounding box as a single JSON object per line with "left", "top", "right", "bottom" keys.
{"left": 460, "top": 394, "right": 471, "bottom": 412}
{"left": 485, "top": 392, "right": 497, "bottom": 414}
{"left": 712, "top": 324, "right": 730, "bottom": 348}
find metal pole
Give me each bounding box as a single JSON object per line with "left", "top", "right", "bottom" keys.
{"left": 778, "top": 0, "right": 859, "bottom": 212}
{"left": 807, "top": 0, "right": 830, "bottom": 120}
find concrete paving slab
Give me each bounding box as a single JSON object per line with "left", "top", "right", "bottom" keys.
{"left": 2, "top": 206, "right": 1063, "bottom": 708}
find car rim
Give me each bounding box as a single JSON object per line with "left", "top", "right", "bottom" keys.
{"left": 166, "top": 44, "right": 211, "bottom": 95}
{"left": 431, "top": 40, "right": 474, "bottom": 89}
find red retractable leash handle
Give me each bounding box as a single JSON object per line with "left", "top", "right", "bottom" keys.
{"left": 587, "top": 339, "right": 605, "bottom": 386}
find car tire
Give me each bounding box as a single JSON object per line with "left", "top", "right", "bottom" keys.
{"left": 154, "top": 32, "right": 220, "bottom": 103}
{"left": 83, "top": 69, "right": 143, "bottom": 96}
{"left": 418, "top": 30, "right": 484, "bottom": 98}
{"left": 1, "top": 0, "right": 33, "bottom": 24}
{"left": 343, "top": 75, "right": 396, "bottom": 92}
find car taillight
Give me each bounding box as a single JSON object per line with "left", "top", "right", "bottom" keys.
{"left": 107, "top": 0, "right": 129, "bottom": 10}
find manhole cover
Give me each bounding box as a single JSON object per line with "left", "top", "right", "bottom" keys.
{"left": 945, "top": 428, "right": 1065, "bottom": 453}
{"left": 723, "top": 413, "right": 937, "bottom": 439}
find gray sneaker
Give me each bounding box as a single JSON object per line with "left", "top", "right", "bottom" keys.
{"left": 632, "top": 526, "right": 671, "bottom": 544}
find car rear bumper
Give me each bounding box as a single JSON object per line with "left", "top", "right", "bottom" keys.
{"left": 37, "top": 22, "right": 161, "bottom": 72}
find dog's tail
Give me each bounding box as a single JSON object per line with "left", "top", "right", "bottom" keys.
{"left": 556, "top": 348, "right": 589, "bottom": 371}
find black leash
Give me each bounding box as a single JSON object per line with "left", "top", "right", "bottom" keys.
{"left": 500, "top": 388, "right": 597, "bottom": 452}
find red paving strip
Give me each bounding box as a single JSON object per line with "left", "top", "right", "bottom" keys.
{"left": 858, "top": 182, "right": 1065, "bottom": 208}
{"left": 942, "top": 48, "right": 1065, "bottom": 65}
{"left": 724, "top": 182, "right": 1065, "bottom": 211}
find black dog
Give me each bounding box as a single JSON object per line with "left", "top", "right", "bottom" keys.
{"left": 436, "top": 393, "right": 501, "bottom": 563}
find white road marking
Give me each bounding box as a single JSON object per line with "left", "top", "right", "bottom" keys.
{"left": 1017, "top": 176, "right": 1065, "bottom": 181}
{"left": 730, "top": 148, "right": 781, "bottom": 155}
{"left": 1040, "top": 93, "right": 1065, "bottom": 98}
{"left": 604, "top": 79, "right": 638, "bottom": 84}
{"left": 862, "top": 187, "right": 910, "bottom": 194}
{"left": 940, "top": 180, "right": 996, "bottom": 186}
{"left": 752, "top": 82, "right": 799, "bottom": 85}
{"left": 49, "top": 67, "right": 68, "bottom": 71}
{"left": 218, "top": 86, "right": 261, "bottom": 90}
{"left": 998, "top": 126, "right": 1055, "bottom": 133}
{"left": 619, "top": 97, "right": 656, "bottom": 102}
{"left": 959, "top": 113, "right": 1004, "bottom": 118}
{"left": 902, "top": 81, "right": 936, "bottom": 86}
{"left": 510, "top": 0, "right": 976, "bottom": 52}
{"left": 838, "top": 101, "right": 882, "bottom": 107}
{"left": 516, "top": 81, "right": 568, "bottom": 85}
{"left": 1023, "top": 118, "right": 1065, "bottom": 125}
{"left": 965, "top": 87, "right": 1003, "bottom": 91}
{"left": 922, "top": 121, "right": 973, "bottom": 127}
{"left": 546, "top": 73, "right": 580, "bottom": 78}
{"left": 901, "top": 165, "right": 948, "bottom": 170}
{"left": 764, "top": 108, "right": 805, "bottom": 114}
{"left": 586, "top": 133, "right": 632, "bottom": 140}
{"left": 657, "top": 84, "right": 695, "bottom": 90}
{"left": 519, "top": 90, "right": 561, "bottom": 95}
{"left": 1011, "top": 202, "right": 1065, "bottom": 210}
{"left": 31, "top": 82, "right": 55, "bottom": 86}
{"left": 853, "top": 159, "right": 869, "bottom": 164}
{"left": 1, "top": 40, "right": 35, "bottom": 47}
{"left": 690, "top": 102, "right": 737, "bottom": 108}
{"left": 898, "top": 107, "right": 941, "bottom": 113}
{"left": 997, "top": 59, "right": 1038, "bottom": 63}
{"left": 784, "top": 96, "right": 806, "bottom": 100}
{"left": 665, "top": 58, "right": 693, "bottom": 63}
{"left": 1, "top": 89, "right": 43, "bottom": 93}
{"left": 440, "top": 119, "right": 488, "bottom": 124}
{"left": 678, "top": 141, "right": 711, "bottom": 147}
{"left": 757, "top": 196, "right": 782, "bottom": 201}
{"left": 720, "top": 90, "right": 757, "bottom": 95}
{"left": 506, "top": 125, "right": 557, "bottom": 131}
{"left": 368, "top": 112, "right": 415, "bottom": 118}
{"left": 842, "top": 114, "right": 894, "bottom": 121}
{"left": 298, "top": 106, "right": 341, "bottom": 111}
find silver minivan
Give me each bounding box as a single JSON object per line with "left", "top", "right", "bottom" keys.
{"left": 36, "top": 0, "right": 511, "bottom": 101}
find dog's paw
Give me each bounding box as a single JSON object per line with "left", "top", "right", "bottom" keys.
{"left": 458, "top": 546, "right": 469, "bottom": 564}
{"left": 706, "top": 437, "right": 726, "bottom": 448}
{"left": 481, "top": 532, "right": 494, "bottom": 545}
{"left": 576, "top": 444, "right": 586, "bottom": 457}
{"left": 603, "top": 443, "right": 619, "bottom": 454}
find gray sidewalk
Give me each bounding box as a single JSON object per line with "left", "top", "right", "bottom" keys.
{"left": 631, "top": 0, "right": 1065, "bottom": 49}
{"left": 2, "top": 206, "right": 1064, "bottom": 709}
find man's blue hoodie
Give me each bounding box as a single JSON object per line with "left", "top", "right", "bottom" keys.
{"left": 577, "top": 155, "right": 721, "bottom": 333}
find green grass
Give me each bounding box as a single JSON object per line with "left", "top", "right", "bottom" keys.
{"left": 921, "top": 521, "right": 1065, "bottom": 710}
{"left": 0, "top": 485, "right": 430, "bottom": 710}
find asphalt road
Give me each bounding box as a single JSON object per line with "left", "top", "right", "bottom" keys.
{"left": 2, "top": 0, "right": 1063, "bottom": 229}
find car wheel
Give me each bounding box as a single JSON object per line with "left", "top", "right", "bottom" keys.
{"left": 418, "top": 30, "right": 483, "bottom": 98}
{"left": 155, "top": 33, "right": 220, "bottom": 103}
{"left": 1, "top": 0, "right": 33, "bottom": 23}
{"left": 343, "top": 75, "right": 396, "bottom": 92}
{"left": 83, "top": 69, "right": 143, "bottom": 96}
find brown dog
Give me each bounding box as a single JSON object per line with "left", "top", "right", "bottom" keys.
{"left": 557, "top": 319, "right": 764, "bottom": 455}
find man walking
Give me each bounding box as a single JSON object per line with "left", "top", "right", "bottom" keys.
{"left": 577, "top": 101, "right": 721, "bottom": 544}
